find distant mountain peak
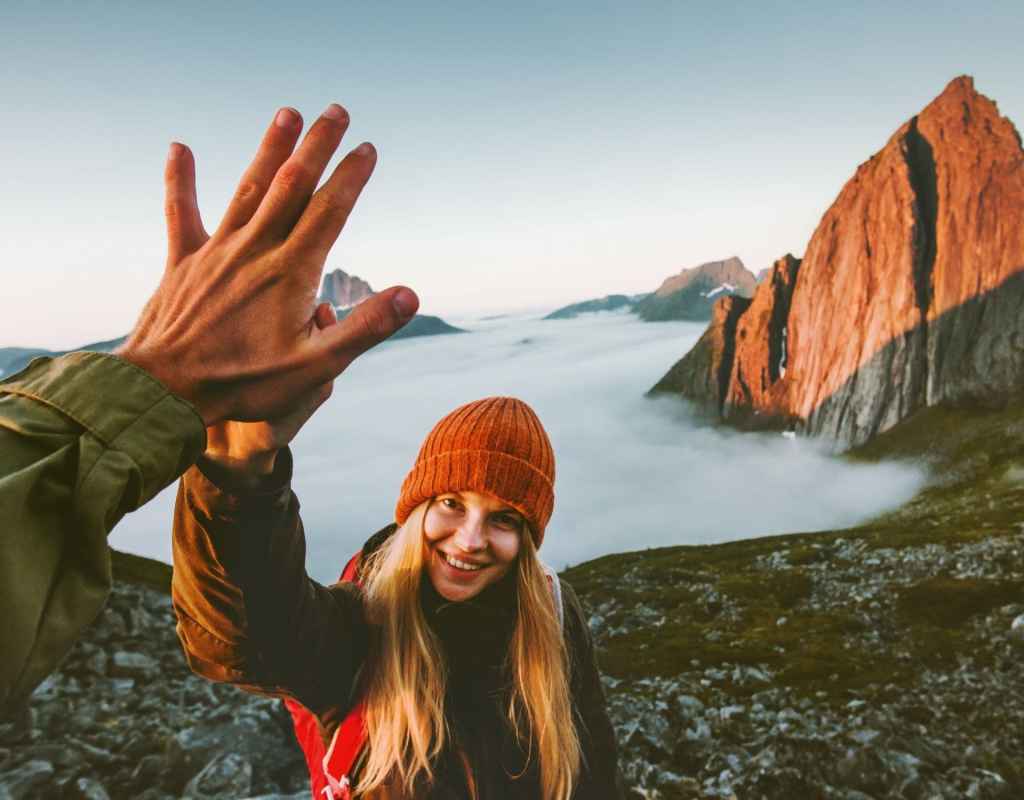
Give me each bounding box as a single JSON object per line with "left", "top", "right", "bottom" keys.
{"left": 318, "top": 268, "right": 374, "bottom": 308}
{"left": 654, "top": 256, "right": 752, "bottom": 298}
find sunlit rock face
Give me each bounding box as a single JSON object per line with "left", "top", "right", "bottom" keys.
{"left": 652, "top": 76, "right": 1024, "bottom": 447}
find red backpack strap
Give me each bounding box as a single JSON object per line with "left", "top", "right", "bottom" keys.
{"left": 322, "top": 698, "right": 368, "bottom": 798}
{"left": 339, "top": 550, "right": 362, "bottom": 584}
{"left": 287, "top": 550, "right": 368, "bottom": 800}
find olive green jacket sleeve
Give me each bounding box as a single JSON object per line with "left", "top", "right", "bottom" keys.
{"left": 0, "top": 352, "right": 205, "bottom": 713}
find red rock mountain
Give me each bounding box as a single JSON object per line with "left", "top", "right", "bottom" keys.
{"left": 650, "top": 77, "right": 1024, "bottom": 446}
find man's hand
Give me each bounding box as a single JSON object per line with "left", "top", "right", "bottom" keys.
{"left": 203, "top": 303, "right": 338, "bottom": 483}
{"left": 116, "top": 104, "right": 418, "bottom": 425}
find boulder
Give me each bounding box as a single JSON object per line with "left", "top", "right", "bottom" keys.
{"left": 183, "top": 752, "right": 253, "bottom": 799}
{"left": 0, "top": 759, "right": 55, "bottom": 799}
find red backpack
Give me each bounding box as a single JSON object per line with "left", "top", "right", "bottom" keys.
{"left": 284, "top": 551, "right": 564, "bottom": 800}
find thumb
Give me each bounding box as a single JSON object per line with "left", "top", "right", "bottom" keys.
{"left": 307, "top": 286, "right": 418, "bottom": 380}
{"left": 164, "top": 142, "right": 209, "bottom": 263}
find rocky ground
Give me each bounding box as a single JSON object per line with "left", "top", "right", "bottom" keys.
{"left": 587, "top": 533, "right": 1024, "bottom": 799}
{"left": 0, "top": 578, "right": 311, "bottom": 800}
{"left": 565, "top": 399, "right": 1024, "bottom": 799}
{"left": 3, "top": 402, "right": 1023, "bottom": 799}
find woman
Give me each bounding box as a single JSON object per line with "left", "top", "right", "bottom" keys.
{"left": 172, "top": 380, "right": 625, "bottom": 799}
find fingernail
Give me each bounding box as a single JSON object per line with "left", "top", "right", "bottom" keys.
{"left": 168, "top": 142, "right": 184, "bottom": 160}
{"left": 392, "top": 288, "right": 419, "bottom": 320}
{"left": 276, "top": 107, "right": 300, "bottom": 128}
{"left": 323, "top": 103, "right": 347, "bottom": 121}
{"left": 355, "top": 142, "right": 375, "bottom": 157}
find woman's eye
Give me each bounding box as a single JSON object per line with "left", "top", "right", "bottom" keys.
{"left": 441, "top": 498, "right": 460, "bottom": 511}
{"left": 493, "top": 514, "right": 521, "bottom": 530}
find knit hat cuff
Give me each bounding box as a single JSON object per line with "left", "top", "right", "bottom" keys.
{"left": 395, "top": 449, "right": 555, "bottom": 546}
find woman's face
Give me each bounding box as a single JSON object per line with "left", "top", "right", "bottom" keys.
{"left": 422, "top": 490, "right": 524, "bottom": 602}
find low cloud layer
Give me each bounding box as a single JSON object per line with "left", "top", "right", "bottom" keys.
{"left": 112, "top": 312, "right": 926, "bottom": 582}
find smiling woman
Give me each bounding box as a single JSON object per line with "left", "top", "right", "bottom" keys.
{"left": 424, "top": 491, "right": 525, "bottom": 602}
{"left": 171, "top": 395, "right": 625, "bottom": 800}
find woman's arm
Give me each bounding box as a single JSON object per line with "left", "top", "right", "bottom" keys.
{"left": 171, "top": 446, "right": 368, "bottom": 714}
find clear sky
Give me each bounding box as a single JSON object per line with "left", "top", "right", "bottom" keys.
{"left": 3, "top": 0, "right": 1022, "bottom": 349}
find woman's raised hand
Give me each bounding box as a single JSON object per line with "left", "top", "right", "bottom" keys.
{"left": 116, "top": 104, "right": 418, "bottom": 426}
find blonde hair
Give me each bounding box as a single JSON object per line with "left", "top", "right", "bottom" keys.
{"left": 355, "top": 499, "right": 581, "bottom": 799}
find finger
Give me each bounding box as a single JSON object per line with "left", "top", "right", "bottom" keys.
{"left": 303, "top": 287, "right": 418, "bottom": 383}
{"left": 247, "top": 103, "right": 351, "bottom": 240}
{"left": 313, "top": 301, "right": 338, "bottom": 330}
{"left": 217, "top": 107, "right": 304, "bottom": 233}
{"left": 284, "top": 142, "right": 377, "bottom": 267}
{"left": 164, "top": 142, "right": 208, "bottom": 263}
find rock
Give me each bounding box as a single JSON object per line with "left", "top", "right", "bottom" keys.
{"left": 68, "top": 777, "right": 112, "bottom": 800}
{"left": 1009, "top": 613, "right": 1024, "bottom": 644}
{"left": 130, "top": 753, "right": 167, "bottom": 791}
{"left": 83, "top": 649, "right": 108, "bottom": 677}
{"left": 674, "top": 694, "right": 705, "bottom": 721}
{"left": 165, "top": 720, "right": 303, "bottom": 794}
{"left": 0, "top": 759, "right": 55, "bottom": 799}
{"left": 651, "top": 76, "right": 1024, "bottom": 447}
{"left": 183, "top": 752, "right": 253, "bottom": 799}
{"left": 110, "top": 651, "right": 158, "bottom": 680}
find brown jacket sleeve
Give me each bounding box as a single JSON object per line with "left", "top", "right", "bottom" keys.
{"left": 561, "top": 580, "right": 627, "bottom": 800}
{"left": 171, "top": 447, "right": 368, "bottom": 715}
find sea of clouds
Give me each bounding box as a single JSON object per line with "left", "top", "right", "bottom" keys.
{"left": 110, "top": 310, "right": 927, "bottom": 583}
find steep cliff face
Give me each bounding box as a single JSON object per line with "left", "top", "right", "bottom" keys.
{"left": 318, "top": 268, "right": 374, "bottom": 308}
{"left": 648, "top": 295, "right": 751, "bottom": 410}
{"left": 652, "top": 77, "right": 1024, "bottom": 446}
{"left": 635, "top": 257, "right": 757, "bottom": 321}
{"left": 723, "top": 254, "right": 801, "bottom": 424}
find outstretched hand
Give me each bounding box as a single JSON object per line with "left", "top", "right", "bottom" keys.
{"left": 116, "top": 104, "right": 418, "bottom": 425}
{"left": 203, "top": 303, "right": 339, "bottom": 482}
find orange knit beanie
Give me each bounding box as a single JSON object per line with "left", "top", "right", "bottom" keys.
{"left": 395, "top": 397, "right": 555, "bottom": 547}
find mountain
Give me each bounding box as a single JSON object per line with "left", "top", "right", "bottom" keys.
{"left": 543, "top": 293, "right": 650, "bottom": 320}
{"left": 634, "top": 257, "right": 757, "bottom": 321}
{"left": 0, "top": 347, "right": 52, "bottom": 377}
{"left": 318, "top": 268, "right": 374, "bottom": 308}
{"left": 0, "top": 337, "right": 126, "bottom": 378}
{"left": 650, "top": 77, "right": 1024, "bottom": 447}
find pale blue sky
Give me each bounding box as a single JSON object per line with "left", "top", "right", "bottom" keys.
{"left": 2, "top": 0, "right": 1022, "bottom": 348}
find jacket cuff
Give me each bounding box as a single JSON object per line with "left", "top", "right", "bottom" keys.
{"left": 0, "top": 351, "right": 206, "bottom": 504}
{"left": 187, "top": 447, "right": 295, "bottom": 518}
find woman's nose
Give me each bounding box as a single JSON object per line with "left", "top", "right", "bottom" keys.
{"left": 454, "top": 518, "right": 486, "bottom": 552}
